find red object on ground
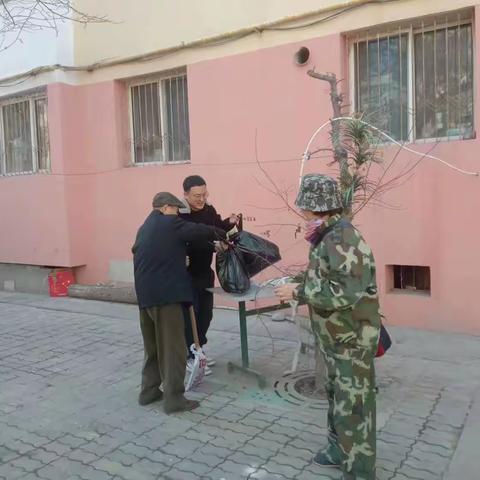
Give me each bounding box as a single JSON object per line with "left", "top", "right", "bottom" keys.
{"left": 48, "top": 270, "right": 75, "bottom": 297}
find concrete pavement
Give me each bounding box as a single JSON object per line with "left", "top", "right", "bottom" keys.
{"left": 0, "top": 291, "right": 479, "bottom": 480}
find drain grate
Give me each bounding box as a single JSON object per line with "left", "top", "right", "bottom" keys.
{"left": 273, "top": 370, "right": 328, "bottom": 410}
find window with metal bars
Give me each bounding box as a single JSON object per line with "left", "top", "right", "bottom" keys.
{"left": 130, "top": 72, "right": 190, "bottom": 164}
{"left": 390, "top": 265, "right": 431, "bottom": 294}
{"left": 351, "top": 11, "right": 474, "bottom": 142}
{"left": 0, "top": 95, "right": 50, "bottom": 175}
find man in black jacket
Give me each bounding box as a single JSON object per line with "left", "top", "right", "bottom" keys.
{"left": 132, "top": 192, "right": 225, "bottom": 414}
{"left": 180, "top": 176, "right": 238, "bottom": 372}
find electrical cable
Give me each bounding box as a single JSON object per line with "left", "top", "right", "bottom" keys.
{"left": 0, "top": 0, "right": 404, "bottom": 87}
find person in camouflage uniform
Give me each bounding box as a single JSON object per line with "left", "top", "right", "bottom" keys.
{"left": 275, "top": 174, "right": 380, "bottom": 480}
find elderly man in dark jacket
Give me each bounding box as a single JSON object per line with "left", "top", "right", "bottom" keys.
{"left": 132, "top": 192, "right": 226, "bottom": 414}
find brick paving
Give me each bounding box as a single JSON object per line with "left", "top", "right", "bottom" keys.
{"left": 0, "top": 292, "right": 479, "bottom": 480}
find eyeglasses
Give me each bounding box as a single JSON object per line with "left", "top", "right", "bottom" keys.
{"left": 192, "top": 192, "right": 209, "bottom": 200}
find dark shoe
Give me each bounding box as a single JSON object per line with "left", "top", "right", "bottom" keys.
{"left": 164, "top": 398, "right": 200, "bottom": 414}
{"left": 138, "top": 387, "right": 163, "bottom": 406}
{"left": 313, "top": 450, "right": 341, "bottom": 468}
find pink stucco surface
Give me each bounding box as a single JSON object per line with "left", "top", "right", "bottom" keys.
{"left": 1, "top": 29, "right": 479, "bottom": 333}
{"left": 0, "top": 174, "right": 70, "bottom": 265}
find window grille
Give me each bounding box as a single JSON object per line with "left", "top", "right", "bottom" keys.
{"left": 130, "top": 72, "right": 190, "bottom": 164}
{"left": 351, "top": 10, "right": 473, "bottom": 142}
{"left": 0, "top": 94, "right": 50, "bottom": 175}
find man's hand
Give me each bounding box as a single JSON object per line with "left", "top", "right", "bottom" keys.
{"left": 186, "top": 256, "right": 190, "bottom": 267}
{"left": 274, "top": 283, "right": 300, "bottom": 302}
{"left": 229, "top": 214, "right": 240, "bottom": 225}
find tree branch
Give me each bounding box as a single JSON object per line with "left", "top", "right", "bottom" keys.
{"left": 0, "top": 0, "right": 109, "bottom": 51}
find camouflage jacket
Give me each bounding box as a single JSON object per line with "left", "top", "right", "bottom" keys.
{"left": 296, "top": 214, "right": 380, "bottom": 355}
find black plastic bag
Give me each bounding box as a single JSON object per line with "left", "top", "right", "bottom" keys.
{"left": 216, "top": 248, "right": 251, "bottom": 294}
{"left": 232, "top": 231, "right": 281, "bottom": 277}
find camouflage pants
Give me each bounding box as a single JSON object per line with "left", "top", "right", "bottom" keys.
{"left": 322, "top": 347, "right": 376, "bottom": 480}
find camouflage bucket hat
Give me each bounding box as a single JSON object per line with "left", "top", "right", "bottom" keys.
{"left": 295, "top": 174, "right": 342, "bottom": 213}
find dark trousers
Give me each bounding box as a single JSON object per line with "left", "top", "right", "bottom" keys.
{"left": 139, "top": 304, "right": 187, "bottom": 410}
{"left": 185, "top": 288, "right": 214, "bottom": 357}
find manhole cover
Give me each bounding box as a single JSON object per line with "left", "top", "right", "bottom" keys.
{"left": 293, "top": 375, "right": 326, "bottom": 399}
{"left": 273, "top": 370, "right": 328, "bottom": 410}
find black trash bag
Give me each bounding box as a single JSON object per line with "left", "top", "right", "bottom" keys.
{"left": 232, "top": 231, "right": 281, "bottom": 277}
{"left": 216, "top": 247, "right": 251, "bottom": 294}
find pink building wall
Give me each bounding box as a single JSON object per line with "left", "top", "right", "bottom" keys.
{"left": 1, "top": 27, "right": 479, "bottom": 334}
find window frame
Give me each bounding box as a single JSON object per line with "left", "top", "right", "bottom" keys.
{"left": 387, "top": 264, "right": 431, "bottom": 296}
{"left": 0, "top": 92, "right": 50, "bottom": 176}
{"left": 127, "top": 69, "right": 191, "bottom": 166}
{"left": 349, "top": 14, "right": 475, "bottom": 145}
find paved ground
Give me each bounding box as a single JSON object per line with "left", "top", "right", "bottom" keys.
{"left": 0, "top": 291, "right": 479, "bottom": 480}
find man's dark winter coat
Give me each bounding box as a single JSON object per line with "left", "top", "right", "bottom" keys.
{"left": 132, "top": 210, "right": 225, "bottom": 309}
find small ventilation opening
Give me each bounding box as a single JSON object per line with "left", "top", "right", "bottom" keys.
{"left": 389, "top": 265, "right": 431, "bottom": 294}
{"left": 294, "top": 47, "right": 310, "bottom": 65}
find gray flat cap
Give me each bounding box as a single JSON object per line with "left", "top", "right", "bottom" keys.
{"left": 152, "top": 192, "right": 185, "bottom": 209}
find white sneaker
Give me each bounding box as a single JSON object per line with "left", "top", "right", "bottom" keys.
{"left": 205, "top": 355, "right": 216, "bottom": 367}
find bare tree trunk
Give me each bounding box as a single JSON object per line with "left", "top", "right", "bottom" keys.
{"left": 305, "top": 71, "right": 346, "bottom": 393}
{"left": 302, "top": 305, "right": 325, "bottom": 393}
{"left": 307, "top": 70, "right": 352, "bottom": 215}
{"left": 314, "top": 339, "right": 325, "bottom": 394}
